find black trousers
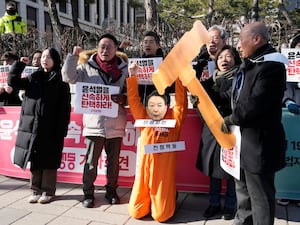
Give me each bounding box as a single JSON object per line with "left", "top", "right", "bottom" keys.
{"left": 30, "top": 169, "right": 57, "bottom": 196}
{"left": 234, "top": 169, "right": 275, "bottom": 225}
{"left": 83, "top": 136, "right": 122, "bottom": 197}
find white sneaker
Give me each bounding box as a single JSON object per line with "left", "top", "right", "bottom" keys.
{"left": 277, "top": 199, "right": 290, "bottom": 206}
{"left": 28, "top": 194, "right": 41, "bottom": 203}
{"left": 38, "top": 193, "right": 54, "bottom": 204}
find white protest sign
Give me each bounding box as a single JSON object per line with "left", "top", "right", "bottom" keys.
{"left": 134, "top": 119, "right": 176, "bottom": 128}
{"left": 74, "top": 82, "right": 120, "bottom": 117}
{"left": 144, "top": 141, "right": 186, "bottom": 154}
{"left": 281, "top": 48, "right": 300, "bottom": 82}
{"left": 128, "top": 57, "right": 162, "bottom": 85}
{"left": 220, "top": 125, "right": 241, "bottom": 180}
{"left": 0, "top": 65, "right": 38, "bottom": 88}
{"left": 0, "top": 65, "right": 10, "bottom": 88}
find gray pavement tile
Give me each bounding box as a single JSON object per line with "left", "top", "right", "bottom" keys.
{"left": 1, "top": 175, "right": 300, "bottom": 224}
{"left": 47, "top": 216, "right": 89, "bottom": 225}
{"left": 179, "top": 193, "right": 208, "bottom": 212}
{"left": 286, "top": 204, "right": 300, "bottom": 222}
{"left": 10, "top": 212, "right": 56, "bottom": 225}
{"left": 0, "top": 186, "right": 31, "bottom": 208}
{"left": 0, "top": 175, "right": 10, "bottom": 182}
{"left": 89, "top": 222, "right": 119, "bottom": 225}
{"left": 0, "top": 207, "right": 31, "bottom": 225}
{"left": 168, "top": 208, "right": 203, "bottom": 224}
{"left": 49, "top": 195, "right": 83, "bottom": 207}
{"left": 62, "top": 207, "right": 131, "bottom": 225}
{"left": 203, "top": 218, "right": 234, "bottom": 225}
{"left": 275, "top": 204, "right": 288, "bottom": 220}
{"left": 290, "top": 222, "right": 300, "bottom": 225}
{"left": 10, "top": 199, "right": 71, "bottom": 216}
{"left": 0, "top": 177, "right": 28, "bottom": 195}
{"left": 106, "top": 202, "right": 130, "bottom": 215}
{"left": 125, "top": 215, "right": 163, "bottom": 225}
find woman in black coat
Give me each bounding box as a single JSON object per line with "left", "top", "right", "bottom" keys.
{"left": 195, "top": 45, "right": 241, "bottom": 220}
{"left": 8, "top": 48, "right": 71, "bottom": 204}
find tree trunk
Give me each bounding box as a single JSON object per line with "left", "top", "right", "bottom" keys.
{"left": 278, "top": 0, "right": 293, "bottom": 26}
{"left": 206, "top": 0, "right": 214, "bottom": 27}
{"left": 47, "top": 0, "right": 63, "bottom": 47}
{"left": 144, "top": 0, "right": 157, "bottom": 31}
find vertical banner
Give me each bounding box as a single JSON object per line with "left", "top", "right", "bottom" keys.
{"left": 275, "top": 109, "right": 300, "bottom": 200}
{"left": 0, "top": 65, "right": 10, "bottom": 88}
{"left": 220, "top": 125, "right": 241, "bottom": 180}
{"left": 74, "top": 82, "right": 120, "bottom": 117}
{"left": 281, "top": 48, "right": 300, "bottom": 82}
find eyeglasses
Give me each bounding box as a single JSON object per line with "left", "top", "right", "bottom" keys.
{"left": 98, "top": 45, "right": 116, "bottom": 51}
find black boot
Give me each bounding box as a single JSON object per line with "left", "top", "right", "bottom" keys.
{"left": 105, "top": 186, "right": 120, "bottom": 204}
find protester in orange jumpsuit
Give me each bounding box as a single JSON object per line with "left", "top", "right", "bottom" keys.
{"left": 127, "top": 63, "right": 188, "bottom": 222}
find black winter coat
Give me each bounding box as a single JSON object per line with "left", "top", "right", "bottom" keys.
{"left": 8, "top": 61, "right": 71, "bottom": 170}
{"left": 231, "top": 44, "right": 286, "bottom": 174}
{"left": 196, "top": 69, "right": 236, "bottom": 179}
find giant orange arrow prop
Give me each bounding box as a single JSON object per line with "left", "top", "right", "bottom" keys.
{"left": 152, "top": 20, "right": 236, "bottom": 149}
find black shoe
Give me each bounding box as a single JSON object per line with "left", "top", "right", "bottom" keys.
{"left": 222, "top": 207, "right": 236, "bottom": 220}
{"left": 203, "top": 205, "right": 221, "bottom": 218}
{"left": 105, "top": 189, "right": 120, "bottom": 204}
{"left": 82, "top": 195, "right": 94, "bottom": 208}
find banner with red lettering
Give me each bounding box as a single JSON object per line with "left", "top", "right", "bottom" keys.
{"left": 281, "top": 48, "right": 300, "bottom": 82}
{"left": 0, "top": 65, "right": 38, "bottom": 88}
{"left": 220, "top": 125, "right": 241, "bottom": 180}
{"left": 0, "top": 107, "right": 211, "bottom": 192}
{"left": 128, "top": 57, "right": 162, "bottom": 85}
{"left": 74, "top": 82, "right": 119, "bottom": 117}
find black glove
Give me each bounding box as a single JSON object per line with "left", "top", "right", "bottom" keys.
{"left": 221, "top": 115, "right": 234, "bottom": 134}
{"left": 111, "top": 94, "right": 127, "bottom": 105}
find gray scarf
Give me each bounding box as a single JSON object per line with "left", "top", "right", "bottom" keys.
{"left": 212, "top": 65, "right": 239, "bottom": 82}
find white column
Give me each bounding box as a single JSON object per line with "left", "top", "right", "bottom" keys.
{"left": 108, "top": 0, "right": 114, "bottom": 20}
{"left": 66, "top": 0, "right": 72, "bottom": 18}
{"left": 78, "top": 0, "right": 84, "bottom": 20}
{"left": 18, "top": 1, "right": 27, "bottom": 23}
{"left": 130, "top": 7, "right": 135, "bottom": 37}
{"left": 90, "top": 2, "right": 96, "bottom": 25}
{"left": 123, "top": 0, "right": 128, "bottom": 24}
{"left": 0, "top": 1, "right": 6, "bottom": 17}
{"left": 37, "top": 1, "right": 45, "bottom": 33}
{"left": 100, "top": 0, "right": 105, "bottom": 28}
{"left": 116, "top": 0, "right": 120, "bottom": 27}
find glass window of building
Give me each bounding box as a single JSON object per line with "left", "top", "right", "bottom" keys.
{"left": 27, "top": 6, "right": 37, "bottom": 28}
{"left": 84, "top": 0, "right": 90, "bottom": 21}
{"left": 44, "top": 12, "right": 52, "bottom": 33}
{"left": 59, "top": 2, "right": 67, "bottom": 13}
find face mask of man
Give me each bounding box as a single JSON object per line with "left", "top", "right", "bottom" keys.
{"left": 7, "top": 9, "right": 16, "bottom": 15}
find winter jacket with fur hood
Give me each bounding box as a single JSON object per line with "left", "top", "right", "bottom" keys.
{"left": 62, "top": 50, "right": 128, "bottom": 138}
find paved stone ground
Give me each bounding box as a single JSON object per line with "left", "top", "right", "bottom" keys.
{"left": 0, "top": 175, "right": 299, "bottom": 225}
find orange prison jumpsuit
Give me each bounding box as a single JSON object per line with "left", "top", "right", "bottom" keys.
{"left": 127, "top": 76, "right": 188, "bottom": 222}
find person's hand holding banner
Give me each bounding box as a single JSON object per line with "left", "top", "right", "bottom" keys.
{"left": 111, "top": 94, "right": 127, "bottom": 105}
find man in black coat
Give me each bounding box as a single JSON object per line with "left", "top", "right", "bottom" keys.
{"left": 221, "top": 22, "right": 287, "bottom": 225}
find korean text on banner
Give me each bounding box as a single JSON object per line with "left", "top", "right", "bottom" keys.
{"left": 74, "top": 82, "right": 120, "bottom": 117}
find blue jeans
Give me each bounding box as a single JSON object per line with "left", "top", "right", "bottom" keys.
{"left": 209, "top": 176, "right": 236, "bottom": 209}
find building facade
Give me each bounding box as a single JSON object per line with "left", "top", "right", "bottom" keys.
{"left": 0, "top": 0, "right": 145, "bottom": 35}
